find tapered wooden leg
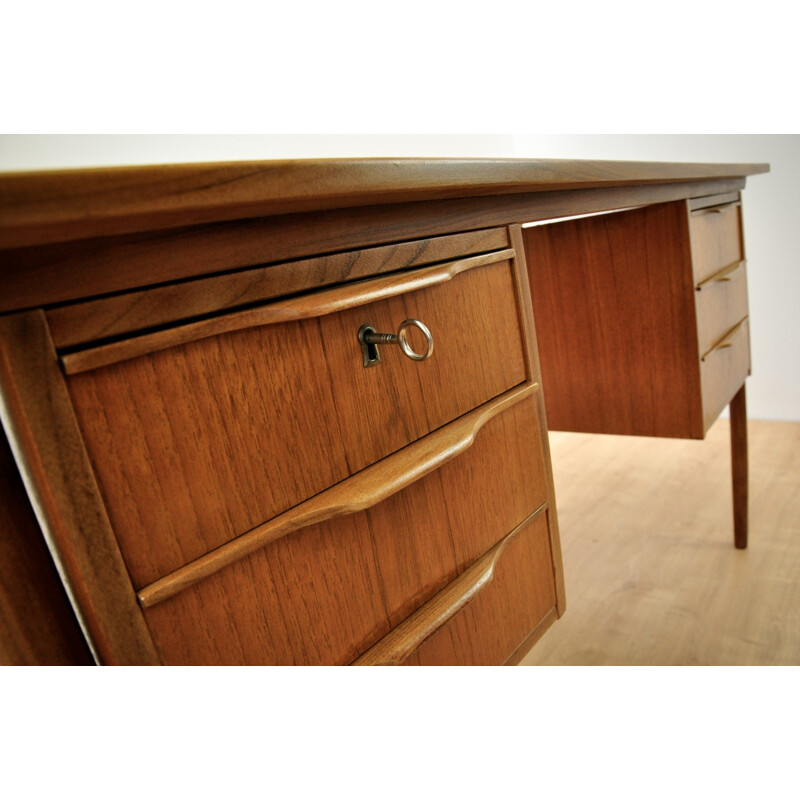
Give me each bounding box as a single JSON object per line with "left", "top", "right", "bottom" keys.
{"left": 730, "top": 382, "right": 748, "bottom": 549}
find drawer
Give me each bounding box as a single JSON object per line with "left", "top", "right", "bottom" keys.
{"left": 356, "top": 510, "right": 557, "bottom": 666}
{"left": 690, "top": 202, "right": 743, "bottom": 284}
{"left": 695, "top": 259, "right": 749, "bottom": 357}
{"left": 63, "top": 251, "right": 528, "bottom": 586}
{"left": 701, "top": 318, "right": 750, "bottom": 432}
{"left": 139, "top": 388, "right": 552, "bottom": 665}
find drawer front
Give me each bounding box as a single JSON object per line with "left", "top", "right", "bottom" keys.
{"left": 690, "top": 203, "right": 743, "bottom": 284}
{"left": 397, "top": 512, "right": 556, "bottom": 666}
{"left": 695, "top": 260, "right": 749, "bottom": 357}
{"left": 140, "top": 392, "right": 551, "bottom": 665}
{"left": 64, "top": 253, "right": 528, "bottom": 586}
{"left": 701, "top": 319, "right": 750, "bottom": 432}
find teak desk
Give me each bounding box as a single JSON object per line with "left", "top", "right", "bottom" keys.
{"left": 0, "top": 158, "right": 769, "bottom": 665}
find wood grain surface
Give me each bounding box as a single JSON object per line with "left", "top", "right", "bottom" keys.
{"left": 47, "top": 228, "right": 509, "bottom": 349}
{"left": 138, "top": 383, "right": 541, "bottom": 607}
{"left": 730, "top": 384, "right": 749, "bottom": 549}
{"left": 60, "top": 249, "right": 515, "bottom": 373}
{"left": 700, "top": 320, "right": 750, "bottom": 433}
{"left": 505, "top": 605, "right": 559, "bottom": 665}
{"left": 689, "top": 191, "right": 741, "bottom": 211}
{"left": 523, "top": 200, "right": 704, "bottom": 438}
{"left": 0, "top": 312, "right": 159, "bottom": 664}
{"left": 521, "top": 420, "right": 799, "bottom": 665}
{"left": 509, "top": 224, "right": 566, "bottom": 614}
{"left": 0, "top": 159, "right": 772, "bottom": 666}
{"left": 66, "top": 259, "right": 527, "bottom": 586}
{"left": 0, "top": 430, "right": 93, "bottom": 665}
{"left": 689, "top": 202, "right": 744, "bottom": 283}
{"left": 401, "top": 513, "right": 556, "bottom": 666}
{"left": 353, "top": 504, "right": 548, "bottom": 665}
{"left": 142, "top": 395, "right": 550, "bottom": 664}
{"left": 695, "top": 260, "right": 749, "bottom": 357}
{"left": 0, "top": 178, "right": 748, "bottom": 313}
{"left": 0, "top": 158, "right": 768, "bottom": 249}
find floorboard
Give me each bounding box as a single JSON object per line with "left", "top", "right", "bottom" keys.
{"left": 520, "top": 419, "right": 800, "bottom": 665}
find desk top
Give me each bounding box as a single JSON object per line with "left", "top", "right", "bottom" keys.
{"left": 0, "top": 158, "right": 769, "bottom": 250}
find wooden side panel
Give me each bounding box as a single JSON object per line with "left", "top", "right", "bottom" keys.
{"left": 142, "top": 397, "right": 549, "bottom": 665}
{"left": 509, "top": 224, "right": 566, "bottom": 615}
{"left": 0, "top": 431, "right": 93, "bottom": 665}
{"left": 65, "top": 260, "right": 527, "bottom": 586}
{"left": 523, "top": 201, "right": 704, "bottom": 439}
{"left": 0, "top": 312, "right": 159, "bottom": 665}
{"left": 402, "top": 514, "right": 556, "bottom": 666}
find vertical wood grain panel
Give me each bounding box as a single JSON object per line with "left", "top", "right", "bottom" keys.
{"left": 0, "top": 431, "right": 93, "bottom": 665}
{"left": 402, "top": 514, "right": 556, "bottom": 666}
{"left": 689, "top": 204, "right": 744, "bottom": 283}
{"left": 46, "top": 228, "right": 511, "bottom": 348}
{"left": 145, "top": 512, "right": 389, "bottom": 666}
{"left": 66, "top": 260, "right": 526, "bottom": 586}
{"left": 372, "top": 399, "right": 548, "bottom": 630}
{"left": 66, "top": 318, "right": 352, "bottom": 587}
{"left": 0, "top": 312, "right": 159, "bottom": 665}
{"left": 523, "top": 202, "right": 704, "bottom": 439}
{"left": 701, "top": 320, "right": 751, "bottom": 433}
{"left": 403, "top": 261, "right": 527, "bottom": 427}
{"left": 142, "top": 396, "right": 548, "bottom": 665}
{"left": 510, "top": 224, "right": 566, "bottom": 614}
{"left": 695, "top": 262, "right": 749, "bottom": 357}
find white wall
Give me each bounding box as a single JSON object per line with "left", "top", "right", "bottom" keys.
{"left": 0, "top": 134, "right": 516, "bottom": 169}
{"left": 1, "top": 134, "right": 796, "bottom": 421}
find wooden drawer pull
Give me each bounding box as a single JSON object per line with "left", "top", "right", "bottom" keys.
{"left": 693, "top": 202, "right": 740, "bottom": 217}
{"left": 696, "top": 259, "right": 746, "bottom": 290}
{"left": 702, "top": 318, "right": 748, "bottom": 361}
{"left": 136, "top": 381, "right": 538, "bottom": 608}
{"left": 352, "top": 504, "right": 547, "bottom": 666}
{"left": 60, "top": 248, "right": 515, "bottom": 375}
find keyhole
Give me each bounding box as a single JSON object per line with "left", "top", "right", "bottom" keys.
{"left": 358, "top": 324, "right": 381, "bottom": 367}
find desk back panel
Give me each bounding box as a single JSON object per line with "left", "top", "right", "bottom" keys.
{"left": 523, "top": 201, "right": 705, "bottom": 439}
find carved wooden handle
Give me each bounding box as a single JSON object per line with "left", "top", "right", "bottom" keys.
{"left": 61, "top": 248, "right": 515, "bottom": 375}
{"left": 702, "top": 318, "right": 748, "bottom": 361}
{"left": 696, "top": 259, "right": 746, "bottom": 290}
{"left": 352, "top": 504, "right": 547, "bottom": 666}
{"left": 137, "top": 381, "right": 537, "bottom": 608}
{"left": 694, "top": 202, "right": 740, "bottom": 217}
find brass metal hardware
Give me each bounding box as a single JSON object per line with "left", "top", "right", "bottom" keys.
{"left": 358, "top": 319, "right": 434, "bottom": 367}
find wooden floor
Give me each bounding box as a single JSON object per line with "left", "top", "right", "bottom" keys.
{"left": 521, "top": 419, "right": 800, "bottom": 665}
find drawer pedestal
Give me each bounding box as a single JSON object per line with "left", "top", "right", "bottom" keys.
{"left": 523, "top": 193, "right": 752, "bottom": 548}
